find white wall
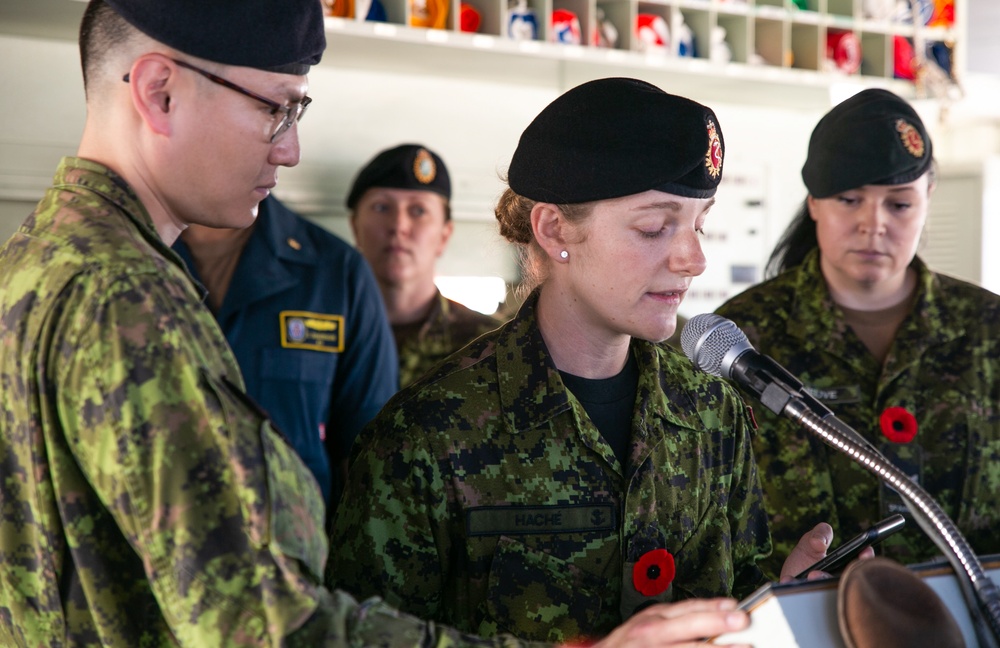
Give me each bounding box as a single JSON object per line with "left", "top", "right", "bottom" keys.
{"left": 966, "top": 0, "right": 1000, "bottom": 76}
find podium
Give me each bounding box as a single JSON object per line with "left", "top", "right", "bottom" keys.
{"left": 709, "top": 557, "right": 1000, "bottom": 647}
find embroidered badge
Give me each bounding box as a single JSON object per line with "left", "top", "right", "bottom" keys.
{"left": 705, "top": 119, "right": 723, "bottom": 179}
{"left": 413, "top": 148, "right": 436, "bottom": 184}
{"left": 896, "top": 119, "right": 925, "bottom": 158}
{"left": 280, "top": 311, "right": 345, "bottom": 352}
{"left": 633, "top": 549, "right": 675, "bottom": 597}
{"left": 879, "top": 406, "right": 918, "bottom": 444}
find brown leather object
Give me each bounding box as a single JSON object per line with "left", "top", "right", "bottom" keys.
{"left": 837, "top": 556, "right": 966, "bottom": 648}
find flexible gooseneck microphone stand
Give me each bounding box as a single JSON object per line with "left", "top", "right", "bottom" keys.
{"left": 682, "top": 313, "right": 1000, "bottom": 648}
{"left": 782, "top": 398, "right": 1000, "bottom": 648}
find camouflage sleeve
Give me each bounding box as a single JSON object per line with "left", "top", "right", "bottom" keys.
{"left": 52, "top": 275, "right": 539, "bottom": 647}
{"left": 52, "top": 275, "right": 326, "bottom": 642}
{"left": 288, "top": 589, "right": 551, "bottom": 647}
{"left": 721, "top": 387, "right": 772, "bottom": 596}
{"left": 326, "top": 410, "right": 453, "bottom": 623}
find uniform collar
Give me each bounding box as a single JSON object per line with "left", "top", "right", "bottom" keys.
{"left": 788, "top": 249, "right": 963, "bottom": 361}
{"left": 495, "top": 290, "right": 708, "bottom": 438}
{"left": 54, "top": 156, "right": 194, "bottom": 279}
{"left": 496, "top": 290, "right": 573, "bottom": 433}
{"left": 255, "top": 196, "right": 319, "bottom": 266}
{"left": 412, "top": 291, "right": 449, "bottom": 341}
{"left": 170, "top": 196, "right": 316, "bottom": 317}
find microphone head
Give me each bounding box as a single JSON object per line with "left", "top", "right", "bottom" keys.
{"left": 680, "top": 313, "right": 751, "bottom": 377}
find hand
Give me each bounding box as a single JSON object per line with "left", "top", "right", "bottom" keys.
{"left": 778, "top": 523, "right": 875, "bottom": 583}
{"left": 584, "top": 598, "right": 750, "bottom": 648}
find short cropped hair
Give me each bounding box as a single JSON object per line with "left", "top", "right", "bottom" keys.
{"left": 79, "top": 0, "right": 136, "bottom": 96}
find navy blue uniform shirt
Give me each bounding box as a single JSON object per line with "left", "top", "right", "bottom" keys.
{"left": 174, "top": 196, "right": 398, "bottom": 507}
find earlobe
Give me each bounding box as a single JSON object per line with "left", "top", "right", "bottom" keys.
{"left": 530, "top": 203, "right": 569, "bottom": 262}
{"left": 127, "top": 56, "right": 175, "bottom": 136}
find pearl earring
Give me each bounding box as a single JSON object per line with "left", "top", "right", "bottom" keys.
{"left": 560, "top": 250, "right": 569, "bottom": 259}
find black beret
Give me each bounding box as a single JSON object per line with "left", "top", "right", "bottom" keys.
{"left": 346, "top": 144, "right": 451, "bottom": 209}
{"left": 507, "top": 77, "right": 724, "bottom": 203}
{"left": 105, "top": 0, "right": 325, "bottom": 75}
{"left": 801, "top": 88, "right": 932, "bottom": 199}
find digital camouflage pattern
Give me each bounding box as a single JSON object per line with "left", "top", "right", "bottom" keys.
{"left": 328, "top": 290, "right": 771, "bottom": 644}
{"left": 394, "top": 291, "right": 502, "bottom": 388}
{"left": 0, "top": 157, "right": 550, "bottom": 648}
{"left": 716, "top": 249, "right": 1000, "bottom": 578}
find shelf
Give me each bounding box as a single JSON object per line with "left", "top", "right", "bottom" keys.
{"left": 321, "top": 0, "right": 959, "bottom": 108}
{"left": 323, "top": 15, "right": 917, "bottom": 108}
{"left": 0, "top": 0, "right": 960, "bottom": 111}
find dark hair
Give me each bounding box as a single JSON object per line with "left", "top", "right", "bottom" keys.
{"left": 79, "top": 0, "right": 133, "bottom": 96}
{"left": 765, "top": 199, "right": 815, "bottom": 279}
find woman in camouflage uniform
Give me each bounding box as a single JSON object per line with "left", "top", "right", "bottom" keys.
{"left": 716, "top": 88, "right": 1000, "bottom": 578}
{"left": 328, "top": 77, "right": 829, "bottom": 644}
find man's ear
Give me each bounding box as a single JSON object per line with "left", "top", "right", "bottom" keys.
{"left": 530, "top": 202, "right": 570, "bottom": 262}
{"left": 126, "top": 55, "right": 176, "bottom": 136}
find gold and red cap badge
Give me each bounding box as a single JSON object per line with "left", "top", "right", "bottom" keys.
{"left": 705, "top": 119, "right": 723, "bottom": 179}
{"left": 895, "top": 119, "right": 925, "bottom": 158}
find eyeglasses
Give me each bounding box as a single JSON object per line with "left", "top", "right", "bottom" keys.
{"left": 123, "top": 58, "right": 311, "bottom": 142}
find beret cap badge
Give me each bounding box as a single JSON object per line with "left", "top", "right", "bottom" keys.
{"left": 413, "top": 148, "right": 437, "bottom": 184}
{"left": 705, "top": 120, "right": 723, "bottom": 179}
{"left": 896, "top": 119, "right": 925, "bottom": 158}
{"left": 346, "top": 143, "right": 451, "bottom": 209}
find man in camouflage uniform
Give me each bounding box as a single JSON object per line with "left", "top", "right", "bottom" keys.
{"left": 329, "top": 78, "right": 829, "bottom": 644}
{"left": 348, "top": 144, "right": 503, "bottom": 389}
{"left": 716, "top": 89, "right": 1000, "bottom": 578}
{"left": 0, "top": 1, "right": 562, "bottom": 646}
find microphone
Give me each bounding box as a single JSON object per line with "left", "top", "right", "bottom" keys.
{"left": 680, "top": 313, "right": 832, "bottom": 418}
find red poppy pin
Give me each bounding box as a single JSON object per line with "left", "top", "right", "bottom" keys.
{"left": 879, "top": 407, "right": 918, "bottom": 444}
{"left": 633, "top": 548, "right": 676, "bottom": 597}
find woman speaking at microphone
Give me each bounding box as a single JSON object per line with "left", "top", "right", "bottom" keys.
{"left": 716, "top": 88, "right": 1000, "bottom": 578}
{"left": 328, "top": 77, "right": 832, "bottom": 645}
